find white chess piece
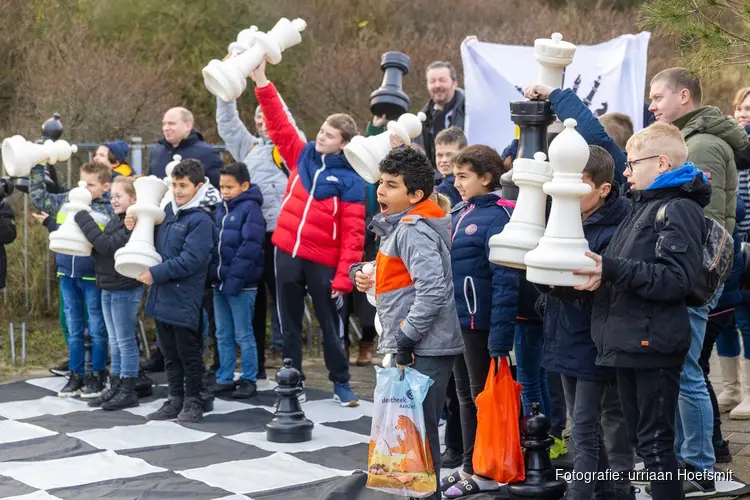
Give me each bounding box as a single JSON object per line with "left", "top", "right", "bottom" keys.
{"left": 115, "top": 176, "right": 170, "bottom": 279}
{"left": 524, "top": 118, "right": 596, "bottom": 286}
{"left": 160, "top": 154, "right": 182, "bottom": 209}
{"left": 202, "top": 17, "right": 307, "bottom": 102}
{"left": 534, "top": 32, "right": 576, "bottom": 133}
{"left": 362, "top": 262, "right": 376, "bottom": 306}
{"left": 488, "top": 152, "right": 553, "bottom": 269}
{"left": 344, "top": 112, "right": 426, "bottom": 184}
{"left": 2, "top": 135, "right": 78, "bottom": 177}
{"left": 227, "top": 26, "right": 258, "bottom": 56}
{"left": 49, "top": 181, "right": 93, "bottom": 257}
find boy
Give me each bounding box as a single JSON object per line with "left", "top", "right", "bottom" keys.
{"left": 352, "top": 146, "right": 464, "bottom": 498}
{"left": 433, "top": 126, "right": 465, "bottom": 207}
{"left": 210, "top": 162, "right": 265, "bottom": 399}
{"left": 599, "top": 113, "right": 634, "bottom": 151}
{"left": 94, "top": 140, "right": 133, "bottom": 177}
{"left": 250, "top": 60, "right": 363, "bottom": 406}
{"left": 574, "top": 123, "right": 709, "bottom": 500}
{"left": 29, "top": 161, "right": 114, "bottom": 398}
{"left": 128, "top": 159, "right": 215, "bottom": 423}
{"left": 538, "top": 146, "right": 633, "bottom": 500}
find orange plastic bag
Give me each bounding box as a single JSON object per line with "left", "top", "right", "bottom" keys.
{"left": 472, "top": 357, "right": 525, "bottom": 483}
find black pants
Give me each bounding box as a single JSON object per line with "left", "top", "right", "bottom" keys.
{"left": 253, "top": 232, "right": 278, "bottom": 372}
{"left": 156, "top": 321, "right": 204, "bottom": 399}
{"left": 274, "top": 248, "right": 349, "bottom": 384}
{"left": 616, "top": 366, "right": 682, "bottom": 500}
{"left": 548, "top": 370, "right": 568, "bottom": 439}
{"left": 452, "top": 329, "right": 492, "bottom": 475}
{"left": 444, "top": 374, "right": 463, "bottom": 455}
{"left": 702, "top": 310, "right": 732, "bottom": 446}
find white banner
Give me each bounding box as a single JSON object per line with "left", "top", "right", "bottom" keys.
{"left": 460, "top": 32, "right": 651, "bottom": 154}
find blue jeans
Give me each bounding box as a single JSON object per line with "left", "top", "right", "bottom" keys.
{"left": 675, "top": 287, "right": 723, "bottom": 473}
{"left": 101, "top": 287, "right": 143, "bottom": 378}
{"left": 213, "top": 289, "right": 259, "bottom": 385}
{"left": 514, "top": 322, "right": 552, "bottom": 416}
{"left": 59, "top": 276, "right": 107, "bottom": 375}
{"left": 716, "top": 302, "right": 750, "bottom": 358}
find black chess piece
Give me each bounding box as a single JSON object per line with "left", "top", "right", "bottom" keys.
{"left": 266, "top": 358, "right": 314, "bottom": 443}
{"left": 508, "top": 402, "right": 567, "bottom": 500}
{"left": 369, "top": 52, "right": 411, "bottom": 120}
{"left": 41, "top": 113, "right": 63, "bottom": 141}
{"left": 14, "top": 113, "right": 64, "bottom": 194}
{"left": 499, "top": 100, "right": 555, "bottom": 201}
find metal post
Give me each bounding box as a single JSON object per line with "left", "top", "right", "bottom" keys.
{"left": 9, "top": 323, "right": 15, "bottom": 365}
{"left": 23, "top": 196, "right": 29, "bottom": 311}
{"left": 67, "top": 157, "right": 72, "bottom": 187}
{"left": 87, "top": 150, "right": 92, "bottom": 162}
{"left": 21, "top": 322, "right": 26, "bottom": 366}
{"left": 131, "top": 137, "right": 143, "bottom": 175}
{"left": 45, "top": 248, "right": 51, "bottom": 308}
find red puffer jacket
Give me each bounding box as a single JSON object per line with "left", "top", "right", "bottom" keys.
{"left": 256, "top": 82, "right": 365, "bottom": 293}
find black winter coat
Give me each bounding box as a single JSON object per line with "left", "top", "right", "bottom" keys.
{"left": 0, "top": 200, "right": 17, "bottom": 289}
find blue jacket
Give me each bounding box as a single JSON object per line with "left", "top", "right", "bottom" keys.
{"left": 451, "top": 193, "right": 520, "bottom": 356}
{"left": 145, "top": 202, "right": 215, "bottom": 331}
{"left": 716, "top": 195, "right": 745, "bottom": 310}
{"left": 540, "top": 185, "right": 632, "bottom": 380}
{"left": 436, "top": 175, "right": 462, "bottom": 207}
{"left": 149, "top": 130, "right": 224, "bottom": 189}
{"left": 549, "top": 89, "right": 627, "bottom": 185}
{"left": 211, "top": 185, "right": 266, "bottom": 296}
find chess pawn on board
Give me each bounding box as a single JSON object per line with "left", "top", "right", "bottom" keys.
{"left": 266, "top": 358, "right": 314, "bottom": 443}
{"left": 49, "top": 181, "right": 93, "bottom": 257}
{"left": 369, "top": 51, "right": 411, "bottom": 120}
{"left": 524, "top": 119, "right": 596, "bottom": 286}
{"left": 115, "top": 176, "right": 169, "bottom": 279}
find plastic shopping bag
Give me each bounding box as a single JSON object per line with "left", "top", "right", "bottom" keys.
{"left": 366, "top": 366, "right": 436, "bottom": 497}
{"left": 473, "top": 357, "right": 525, "bottom": 483}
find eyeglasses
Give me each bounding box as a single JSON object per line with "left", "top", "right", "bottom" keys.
{"left": 625, "top": 155, "right": 661, "bottom": 171}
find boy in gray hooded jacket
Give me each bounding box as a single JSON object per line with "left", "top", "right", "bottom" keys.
{"left": 351, "top": 146, "right": 464, "bottom": 499}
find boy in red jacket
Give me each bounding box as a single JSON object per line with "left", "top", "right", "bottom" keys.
{"left": 251, "top": 61, "right": 364, "bottom": 406}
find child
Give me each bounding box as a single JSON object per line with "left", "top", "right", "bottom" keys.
{"left": 29, "top": 161, "right": 113, "bottom": 399}
{"left": 434, "top": 127, "right": 465, "bottom": 207}
{"left": 575, "top": 123, "right": 709, "bottom": 499}
{"left": 127, "top": 158, "right": 215, "bottom": 423}
{"left": 439, "top": 145, "right": 519, "bottom": 498}
{"left": 94, "top": 140, "right": 133, "bottom": 177}
{"left": 75, "top": 176, "right": 142, "bottom": 410}
{"left": 251, "top": 60, "right": 363, "bottom": 406}
{"left": 209, "top": 162, "right": 265, "bottom": 399}
{"left": 538, "top": 146, "right": 633, "bottom": 500}
{"left": 352, "top": 146, "right": 464, "bottom": 498}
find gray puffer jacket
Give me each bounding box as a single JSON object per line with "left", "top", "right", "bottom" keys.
{"left": 216, "top": 97, "right": 305, "bottom": 232}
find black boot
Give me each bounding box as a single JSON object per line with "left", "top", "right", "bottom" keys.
{"left": 146, "top": 397, "right": 183, "bottom": 421}
{"left": 178, "top": 397, "right": 204, "bottom": 423}
{"left": 140, "top": 349, "right": 164, "bottom": 373}
{"left": 102, "top": 377, "right": 139, "bottom": 411}
{"left": 80, "top": 371, "right": 107, "bottom": 399}
{"left": 88, "top": 376, "right": 121, "bottom": 408}
{"left": 135, "top": 370, "right": 154, "bottom": 398}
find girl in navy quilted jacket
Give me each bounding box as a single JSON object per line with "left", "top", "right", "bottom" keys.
{"left": 209, "top": 162, "right": 266, "bottom": 400}
{"left": 440, "top": 145, "right": 520, "bottom": 498}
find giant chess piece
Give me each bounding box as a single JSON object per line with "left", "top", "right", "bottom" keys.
{"left": 203, "top": 17, "right": 307, "bottom": 102}
{"left": 509, "top": 403, "right": 567, "bottom": 499}
{"left": 370, "top": 52, "right": 411, "bottom": 120}
{"left": 524, "top": 119, "right": 595, "bottom": 286}
{"left": 160, "top": 154, "right": 182, "bottom": 209}
{"left": 115, "top": 176, "right": 169, "bottom": 279}
{"left": 2, "top": 135, "right": 77, "bottom": 178}
{"left": 49, "top": 181, "right": 93, "bottom": 257}
{"left": 266, "top": 358, "right": 314, "bottom": 443}
{"left": 344, "top": 112, "right": 426, "bottom": 183}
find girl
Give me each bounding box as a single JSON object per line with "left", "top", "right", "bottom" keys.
{"left": 440, "top": 145, "right": 520, "bottom": 498}
{"left": 75, "top": 176, "right": 142, "bottom": 410}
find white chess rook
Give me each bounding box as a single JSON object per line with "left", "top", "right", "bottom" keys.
{"left": 203, "top": 17, "right": 307, "bottom": 102}
{"left": 489, "top": 152, "right": 553, "bottom": 269}
{"left": 344, "top": 112, "right": 426, "bottom": 184}
{"left": 115, "top": 176, "right": 170, "bottom": 279}
{"left": 525, "top": 119, "right": 596, "bottom": 286}
{"left": 49, "top": 181, "right": 93, "bottom": 257}
{"left": 2, "top": 135, "right": 78, "bottom": 177}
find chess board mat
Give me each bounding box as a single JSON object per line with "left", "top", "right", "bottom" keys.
{"left": 0, "top": 375, "right": 748, "bottom": 500}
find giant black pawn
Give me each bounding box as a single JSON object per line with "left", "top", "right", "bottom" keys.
{"left": 508, "top": 402, "right": 567, "bottom": 500}
{"left": 266, "top": 358, "right": 314, "bottom": 443}
{"left": 369, "top": 52, "right": 411, "bottom": 120}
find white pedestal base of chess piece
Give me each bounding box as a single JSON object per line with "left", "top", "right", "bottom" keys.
{"left": 2, "top": 135, "right": 78, "bottom": 177}
{"left": 525, "top": 119, "right": 596, "bottom": 286}
{"left": 488, "top": 152, "right": 553, "bottom": 269}
{"left": 344, "top": 112, "right": 426, "bottom": 184}
{"left": 115, "top": 176, "right": 169, "bottom": 279}
{"left": 203, "top": 18, "right": 306, "bottom": 102}
{"left": 49, "top": 181, "right": 93, "bottom": 257}
{"left": 160, "top": 154, "right": 182, "bottom": 209}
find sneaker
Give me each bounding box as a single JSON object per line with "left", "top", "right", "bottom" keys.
{"left": 441, "top": 447, "right": 463, "bottom": 469}
{"left": 140, "top": 350, "right": 164, "bottom": 373}
{"left": 50, "top": 360, "right": 70, "bottom": 378}
{"left": 683, "top": 465, "right": 716, "bottom": 497}
{"left": 549, "top": 436, "right": 568, "bottom": 459}
{"left": 58, "top": 373, "right": 84, "bottom": 397}
{"left": 80, "top": 372, "right": 107, "bottom": 399}
{"left": 333, "top": 382, "right": 359, "bottom": 407}
{"left": 714, "top": 439, "right": 733, "bottom": 463}
{"left": 88, "top": 376, "right": 121, "bottom": 407}
{"left": 146, "top": 397, "right": 183, "bottom": 421}
{"left": 101, "top": 377, "right": 139, "bottom": 411}
{"left": 232, "top": 380, "right": 257, "bottom": 399}
{"left": 209, "top": 381, "right": 236, "bottom": 394}
{"left": 177, "top": 397, "right": 203, "bottom": 423}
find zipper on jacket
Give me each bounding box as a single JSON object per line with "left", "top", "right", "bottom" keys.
{"left": 464, "top": 276, "right": 477, "bottom": 329}
{"left": 72, "top": 256, "right": 76, "bottom": 278}
{"left": 216, "top": 201, "right": 229, "bottom": 291}
{"left": 280, "top": 175, "right": 301, "bottom": 211}
{"left": 292, "top": 156, "right": 326, "bottom": 257}
{"left": 332, "top": 196, "right": 338, "bottom": 240}
{"left": 452, "top": 204, "right": 475, "bottom": 241}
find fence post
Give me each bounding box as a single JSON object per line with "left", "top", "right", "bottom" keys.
{"left": 131, "top": 137, "right": 143, "bottom": 175}
{"left": 67, "top": 157, "right": 72, "bottom": 187}
{"left": 23, "top": 195, "right": 29, "bottom": 311}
